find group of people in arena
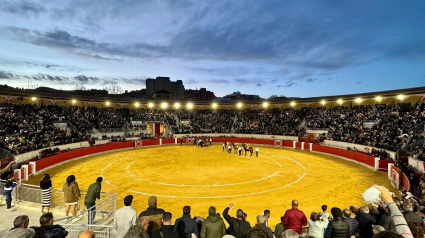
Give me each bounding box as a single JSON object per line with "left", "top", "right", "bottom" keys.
{"left": 4, "top": 183, "right": 422, "bottom": 238}
{"left": 1, "top": 102, "right": 424, "bottom": 157}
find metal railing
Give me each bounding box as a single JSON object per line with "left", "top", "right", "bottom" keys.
{"left": 53, "top": 223, "right": 115, "bottom": 238}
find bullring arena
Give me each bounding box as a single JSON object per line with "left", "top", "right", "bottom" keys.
{"left": 24, "top": 140, "right": 394, "bottom": 228}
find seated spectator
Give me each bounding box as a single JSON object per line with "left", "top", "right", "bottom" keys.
{"left": 152, "top": 212, "right": 180, "bottom": 238}
{"left": 138, "top": 196, "right": 165, "bottom": 236}
{"left": 39, "top": 212, "right": 68, "bottom": 238}
{"left": 2, "top": 215, "right": 35, "bottom": 238}
{"left": 174, "top": 206, "right": 199, "bottom": 238}
{"left": 222, "top": 203, "right": 251, "bottom": 238}
{"left": 200, "top": 206, "right": 226, "bottom": 238}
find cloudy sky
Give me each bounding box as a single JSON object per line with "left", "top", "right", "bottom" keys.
{"left": 0, "top": 0, "right": 424, "bottom": 98}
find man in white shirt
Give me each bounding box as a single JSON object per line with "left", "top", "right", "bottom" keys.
{"left": 256, "top": 147, "right": 259, "bottom": 157}
{"left": 115, "top": 195, "right": 137, "bottom": 238}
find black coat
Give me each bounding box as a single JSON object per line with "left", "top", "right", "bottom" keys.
{"left": 324, "top": 217, "right": 350, "bottom": 238}
{"left": 174, "top": 215, "right": 200, "bottom": 238}
{"left": 222, "top": 208, "right": 251, "bottom": 238}
{"left": 355, "top": 213, "right": 376, "bottom": 238}
{"left": 152, "top": 225, "right": 180, "bottom": 238}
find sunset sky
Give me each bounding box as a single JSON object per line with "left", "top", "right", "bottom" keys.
{"left": 0, "top": 0, "right": 424, "bottom": 98}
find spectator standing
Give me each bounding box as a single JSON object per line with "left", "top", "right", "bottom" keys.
{"left": 274, "top": 216, "right": 286, "bottom": 238}
{"left": 341, "top": 209, "right": 359, "bottom": 237}
{"left": 263, "top": 210, "right": 270, "bottom": 227}
{"left": 63, "top": 175, "right": 81, "bottom": 217}
{"left": 324, "top": 207, "right": 350, "bottom": 238}
{"left": 200, "top": 206, "right": 226, "bottom": 238}
{"left": 116, "top": 195, "right": 137, "bottom": 238}
{"left": 282, "top": 200, "right": 307, "bottom": 235}
{"left": 39, "top": 212, "right": 69, "bottom": 238}
{"left": 174, "top": 206, "right": 200, "bottom": 238}
{"left": 84, "top": 177, "right": 103, "bottom": 224}
{"left": 2, "top": 215, "right": 34, "bottom": 238}
{"left": 355, "top": 206, "right": 376, "bottom": 238}
{"left": 248, "top": 215, "right": 272, "bottom": 238}
{"left": 40, "top": 174, "right": 52, "bottom": 214}
{"left": 319, "top": 205, "right": 332, "bottom": 221}
{"left": 222, "top": 203, "right": 251, "bottom": 238}
{"left": 256, "top": 147, "right": 259, "bottom": 157}
{"left": 307, "top": 212, "right": 328, "bottom": 238}
{"left": 152, "top": 212, "right": 180, "bottom": 238}
{"left": 403, "top": 203, "right": 425, "bottom": 225}
{"left": 124, "top": 216, "right": 149, "bottom": 238}
{"left": 379, "top": 206, "right": 393, "bottom": 231}
{"left": 138, "top": 196, "right": 166, "bottom": 235}
{"left": 4, "top": 174, "right": 18, "bottom": 211}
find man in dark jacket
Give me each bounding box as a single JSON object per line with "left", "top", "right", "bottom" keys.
{"left": 355, "top": 206, "right": 376, "bottom": 238}
{"left": 152, "top": 212, "right": 180, "bottom": 238}
{"left": 282, "top": 200, "right": 307, "bottom": 235}
{"left": 201, "top": 206, "right": 226, "bottom": 238}
{"left": 139, "top": 196, "right": 166, "bottom": 236}
{"left": 84, "top": 177, "right": 102, "bottom": 224}
{"left": 174, "top": 206, "right": 200, "bottom": 238}
{"left": 342, "top": 209, "right": 358, "bottom": 237}
{"left": 324, "top": 207, "right": 349, "bottom": 238}
{"left": 402, "top": 203, "right": 425, "bottom": 230}
{"left": 248, "top": 215, "right": 271, "bottom": 238}
{"left": 222, "top": 203, "right": 251, "bottom": 238}
{"left": 40, "top": 213, "right": 68, "bottom": 238}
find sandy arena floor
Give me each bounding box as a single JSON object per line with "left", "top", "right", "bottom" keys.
{"left": 26, "top": 144, "right": 394, "bottom": 228}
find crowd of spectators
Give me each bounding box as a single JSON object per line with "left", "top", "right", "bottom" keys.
{"left": 2, "top": 103, "right": 425, "bottom": 157}
{"left": 4, "top": 184, "right": 422, "bottom": 238}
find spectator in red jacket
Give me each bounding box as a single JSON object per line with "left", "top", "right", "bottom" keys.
{"left": 282, "top": 200, "right": 307, "bottom": 235}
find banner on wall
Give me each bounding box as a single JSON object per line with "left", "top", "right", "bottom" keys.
{"left": 390, "top": 166, "right": 400, "bottom": 190}
{"left": 135, "top": 141, "right": 142, "bottom": 147}
{"left": 363, "top": 121, "right": 378, "bottom": 129}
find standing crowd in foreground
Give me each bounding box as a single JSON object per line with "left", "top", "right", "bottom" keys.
{"left": 3, "top": 180, "right": 423, "bottom": 238}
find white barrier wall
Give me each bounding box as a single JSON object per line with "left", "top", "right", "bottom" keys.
{"left": 409, "top": 156, "right": 425, "bottom": 173}
{"left": 174, "top": 133, "right": 299, "bottom": 141}
{"left": 323, "top": 140, "right": 396, "bottom": 160}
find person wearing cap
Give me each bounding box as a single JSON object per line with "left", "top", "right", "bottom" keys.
{"left": 282, "top": 200, "right": 307, "bottom": 235}
{"left": 201, "top": 206, "right": 226, "bottom": 238}
{"left": 138, "top": 196, "right": 166, "bottom": 236}
{"left": 115, "top": 195, "right": 138, "bottom": 238}
{"left": 324, "top": 207, "right": 350, "bottom": 238}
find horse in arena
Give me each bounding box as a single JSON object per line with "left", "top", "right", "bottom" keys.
{"left": 242, "top": 143, "right": 254, "bottom": 156}
{"left": 232, "top": 143, "right": 239, "bottom": 154}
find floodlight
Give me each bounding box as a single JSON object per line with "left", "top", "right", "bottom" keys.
{"left": 148, "top": 102, "right": 154, "bottom": 108}
{"left": 290, "top": 102, "right": 296, "bottom": 107}
{"left": 397, "top": 94, "right": 404, "bottom": 100}
{"left": 375, "top": 96, "right": 382, "bottom": 102}
{"left": 174, "top": 103, "right": 180, "bottom": 109}
{"left": 105, "top": 101, "right": 110, "bottom": 106}
{"left": 237, "top": 102, "right": 243, "bottom": 108}
{"left": 161, "top": 102, "right": 168, "bottom": 109}
{"left": 187, "top": 103, "right": 193, "bottom": 109}
{"left": 337, "top": 99, "right": 343, "bottom": 105}
{"left": 212, "top": 103, "right": 217, "bottom": 109}
{"left": 355, "top": 98, "right": 361, "bottom": 103}
{"left": 263, "top": 102, "right": 268, "bottom": 108}
{"left": 72, "top": 99, "right": 77, "bottom": 104}
{"left": 135, "top": 102, "right": 140, "bottom": 107}
{"left": 321, "top": 100, "right": 326, "bottom": 105}
{"left": 31, "top": 97, "right": 37, "bottom": 101}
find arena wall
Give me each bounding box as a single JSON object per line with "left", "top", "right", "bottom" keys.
{"left": 12, "top": 137, "right": 409, "bottom": 191}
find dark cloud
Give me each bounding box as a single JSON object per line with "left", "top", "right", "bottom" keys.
{"left": 185, "top": 79, "right": 197, "bottom": 84}
{"left": 256, "top": 84, "right": 262, "bottom": 87}
{"left": 0, "top": 71, "right": 19, "bottom": 80}
{"left": 210, "top": 79, "right": 229, "bottom": 84}
{"left": 1, "top": 2, "right": 46, "bottom": 17}
{"left": 304, "top": 78, "right": 318, "bottom": 83}
{"left": 270, "top": 79, "right": 278, "bottom": 83}
{"left": 387, "top": 40, "right": 425, "bottom": 60}
{"left": 355, "top": 81, "right": 362, "bottom": 84}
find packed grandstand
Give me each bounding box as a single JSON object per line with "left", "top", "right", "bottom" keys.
{"left": 2, "top": 89, "right": 425, "bottom": 238}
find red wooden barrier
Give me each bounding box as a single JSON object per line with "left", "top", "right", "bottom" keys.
{"left": 162, "top": 139, "right": 175, "bottom": 144}
{"left": 378, "top": 160, "right": 392, "bottom": 172}
{"left": 295, "top": 142, "right": 302, "bottom": 149}
{"left": 141, "top": 139, "right": 160, "bottom": 146}
{"left": 401, "top": 173, "right": 411, "bottom": 191}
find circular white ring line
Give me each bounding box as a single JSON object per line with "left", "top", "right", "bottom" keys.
{"left": 126, "top": 154, "right": 283, "bottom": 187}
{"left": 126, "top": 152, "right": 307, "bottom": 198}
{"left": 100, "top": 157, "right": 129, "bottom": 187}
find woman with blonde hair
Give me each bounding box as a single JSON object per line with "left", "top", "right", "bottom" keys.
{"left": 63, "top": 175, "right": 80, "bottom": 216}
{"left": 307, "top": 212, "right": 329, "bottom": 238}
{"left": 39, "top": 174, "right": 52, "bottom": 213}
